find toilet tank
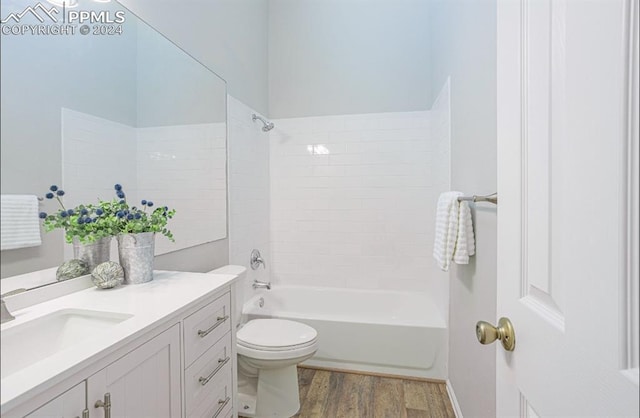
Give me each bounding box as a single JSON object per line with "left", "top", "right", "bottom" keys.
{"left": 207, "top": 265, "right": 247, "bottom": 326}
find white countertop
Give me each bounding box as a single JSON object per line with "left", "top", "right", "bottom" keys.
{"left": 0, "top": 270, "right": 238, "bottom": 413}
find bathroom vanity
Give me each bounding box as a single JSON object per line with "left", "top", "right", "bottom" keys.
{"left": 0, "top": 271, "right": 239, "bottom": 418}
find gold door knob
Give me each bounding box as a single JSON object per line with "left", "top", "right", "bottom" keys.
{"left": 476, "top": 317, "right": 516, "bottom": 351}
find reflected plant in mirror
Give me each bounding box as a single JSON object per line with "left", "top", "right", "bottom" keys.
{"left": 40, "top": 185, "right": 112, "bottom": 244}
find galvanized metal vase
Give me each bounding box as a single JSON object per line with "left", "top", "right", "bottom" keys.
{"left": 73, "top": 236, "right": 111, "bottom": 271}
{"left": 117, "top": 232, "right": 155, "bottom": 284}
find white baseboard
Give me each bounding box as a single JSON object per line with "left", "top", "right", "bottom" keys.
{"left": 446, "top": 379, "right": 463, "bottom": 418}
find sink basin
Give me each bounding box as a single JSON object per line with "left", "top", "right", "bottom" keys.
{"left": 1, "top": 309, "right": 133, "bottom": 379}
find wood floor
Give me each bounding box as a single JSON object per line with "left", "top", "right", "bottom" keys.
{"left": 293, "top": 368, "right": 456, "bottom": 418}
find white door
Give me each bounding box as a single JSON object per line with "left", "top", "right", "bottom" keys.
{"left": 24, "top": 381, "right": 86, "bottom": 418}
{"left": 87, "top": 324, "right": 182, "bottom": 418}
{"left": 496, "top": 0, "right": 639, "bottom": 416}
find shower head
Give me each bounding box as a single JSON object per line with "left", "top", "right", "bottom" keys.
{"left": 252, "top": 114, "right": 275, "bottom": 132}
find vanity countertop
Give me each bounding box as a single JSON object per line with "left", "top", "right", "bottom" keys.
{"left": 0, "top": 270, "right": 237, "bottom": 412}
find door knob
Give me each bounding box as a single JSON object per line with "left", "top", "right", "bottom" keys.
{"left": 476, "top": 317, "right": 516, "bottom": 351}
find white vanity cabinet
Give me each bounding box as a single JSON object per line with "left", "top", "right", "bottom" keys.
{"left": 24, "top": 382, "right": 87, "bottom": 418}
{"left": 3, "top": 275, "right": 237, "bottom": 418}
{"left": 87, "top": 323, "right": 182, "bottom": 418}
{"left": 182, "top": 293, "right": 233, "bottom": 418}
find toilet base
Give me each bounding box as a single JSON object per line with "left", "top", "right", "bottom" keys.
{"left": 238, "top": 364, "right": 301, "bottom": 418}
{"left": 238, "top": 392, "right": 257, "bottom": 417}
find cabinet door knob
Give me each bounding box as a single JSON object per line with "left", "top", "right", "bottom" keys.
{"left": 94, "top": 392, "right": 111, "bottom": 418}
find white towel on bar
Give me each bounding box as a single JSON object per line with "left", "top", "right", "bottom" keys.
{"left": 453, "top": 200, "right": 475, "bottom": 265}
{"left": 433, "top": 191, "right": 463, "bottom": 271}
{"left": 1, "top": 195, "right": 42, "bottom": 251}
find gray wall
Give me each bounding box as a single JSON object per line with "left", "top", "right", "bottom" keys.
{"left": 136, "top": 22, "right": 226, "bottom": 127}
{"left": 268, "top": 0, "right": 431, "bottom": 118}
{"left": 120, "top": 0, "right": 269, "bottom": 116}
{"left": 430, "top": 0, "right": 497, "bottom": 416}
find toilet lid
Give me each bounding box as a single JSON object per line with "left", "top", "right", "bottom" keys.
{"left": 237, "top": 319, "right": 317, "bottom": 351}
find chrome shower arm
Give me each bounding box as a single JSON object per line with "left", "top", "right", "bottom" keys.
{"left": 252, "top": 114, "right": 275, "bottom": 132}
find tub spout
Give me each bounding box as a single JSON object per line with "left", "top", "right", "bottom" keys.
{"left": 253, "top": 280, "right": 271, "bottom": 290}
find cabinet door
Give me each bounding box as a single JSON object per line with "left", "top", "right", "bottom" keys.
{"left": 88, "top": 324, "right": 181, "bottom": 418}
{"left": 25, "top": 381, "right": 86, "bottom": 418}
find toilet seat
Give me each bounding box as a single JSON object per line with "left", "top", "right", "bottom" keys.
{"left": 237, "top": 319, "right": 318, "bottom": 360}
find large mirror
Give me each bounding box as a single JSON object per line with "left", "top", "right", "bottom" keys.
{"left": 0, "top": 0, "right": 227, "bottom": 280}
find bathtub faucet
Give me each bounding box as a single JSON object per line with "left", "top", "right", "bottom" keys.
{"left": 253, "top": 279, "right": 271, "bottom": 290}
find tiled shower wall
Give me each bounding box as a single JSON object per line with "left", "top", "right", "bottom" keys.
{"left": 227, "top": 96, "right": 271, "bottom": 305}
{"left": 269, "top": 111, "right": 450, "bottom": 300}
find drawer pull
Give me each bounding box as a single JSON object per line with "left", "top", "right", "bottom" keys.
{"left": 199, "top": 356, "right": 231, "bottom": 386}
{"left": 212, "top": 396, "right": 231, "bottom": 418}
{"left": 197, "top": 315, "right": 229, "bottom": 338}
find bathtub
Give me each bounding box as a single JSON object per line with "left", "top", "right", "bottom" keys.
{"left": 242, "top": 286, "right": 447, "bottom": 380}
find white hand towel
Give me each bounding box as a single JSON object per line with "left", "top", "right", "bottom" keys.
{"left": 433, "top": 191, "right": 463, "bottom": 271}
{"left": 1, "top": 195, "right": 42, "bottom": 251}
{"left": 453, "top": 200, "right": 475, "bottom": 265}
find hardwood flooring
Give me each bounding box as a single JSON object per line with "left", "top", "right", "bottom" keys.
{"left": 293, "top": 368, "right": 456, "bottom": 418}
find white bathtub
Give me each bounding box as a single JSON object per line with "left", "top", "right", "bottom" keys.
{"left": 242, "top": 286, "right": 447, "bottom": 380}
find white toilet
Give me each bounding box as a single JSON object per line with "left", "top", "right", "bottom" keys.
{"left": 209, "top": 265, "right": 318, "bottom": 418}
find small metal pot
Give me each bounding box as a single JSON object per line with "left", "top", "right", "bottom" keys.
{"left": 117, "top": 232, "right": 155, "bottom": 284}
{"left": 73, "top": 236, "right": 111, "bottom": 271}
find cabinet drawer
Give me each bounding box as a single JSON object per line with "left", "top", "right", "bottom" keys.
{"left": 184, "top": 292, "right": 231, "bottom": 367}
{"left": 185, "top": 332, "right": 232, "bottom": 417}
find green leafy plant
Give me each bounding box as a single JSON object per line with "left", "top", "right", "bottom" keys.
{"left": 103, "top": 184, "right": 176, "bottom": 241}
{"left": 39, "top": 184, "right": 176, "bottom": 243}
{"left": 39, "top": 185, "right": 114, "bottom": 244}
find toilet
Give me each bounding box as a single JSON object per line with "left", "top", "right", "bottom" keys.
{"left": 208, "top": 265, "right": 318, "bottom": 418}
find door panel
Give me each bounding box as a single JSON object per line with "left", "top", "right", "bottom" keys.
{"left": 25, "top": 381, "right": 85, "bottom": 418}
{"left": 497, "top": 0, "right": 639, "bottom": 416}
{"left": 88, "top": 324, "right": 181, "bottom": 418}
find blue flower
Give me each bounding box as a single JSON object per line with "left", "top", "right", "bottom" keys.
{"left": 60, "top": 211, "right": 68, "bottom": 218}
{"left": 80, "top": 208, "right": 89, "bottom": 215}
{"left": 116, "top": 211, "right": 125, "bottom": 218}
{"left": 127, "top": 214, "right": 134, "bottom": 220}
{"left": 146, "top": 201, "right": 154, "bottom": 207}
{"left": 116, "top": 191, "right": 125, "bottom": 199}
{"left": 119, "top": 199, "right": 125, "bottom": 204}
{"left": 141, "top": 200, "right": 147, "bottom": 205}
{"left": 114, "top": 184, "right": 122, "bottom": 191}
{"left": 95, "top": 208, "right": 104, "bottom": 216}
{"left": 49, "top": 185, "right": 58, "bottom": 192}
{"left": 56, "top": 190, "right": 65, "bottom": 196}
{"left": 39, "top": 212, "right": 47, "bottom": 219}
{"left": 85, "top": 217, "right": 93, "bottom": 224}
{"left": 67, "top": 209, "right": 74, "bottom": 215}
{"left": 45, "top": 193, "right": 54, "bottom": 199}
{"left": 77, "top": 217, "right": 84, "bottom": 225}
{"left": 134, "top": 213, "right": 142, "bottom": 219}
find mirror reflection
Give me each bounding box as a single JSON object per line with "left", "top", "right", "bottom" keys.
{"left": 0, "top": 0, "right": 227, "bottom": 281}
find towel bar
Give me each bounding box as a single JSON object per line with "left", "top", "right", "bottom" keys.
{"left": 457, "top": 192, "right": 498, "bottom": 205}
